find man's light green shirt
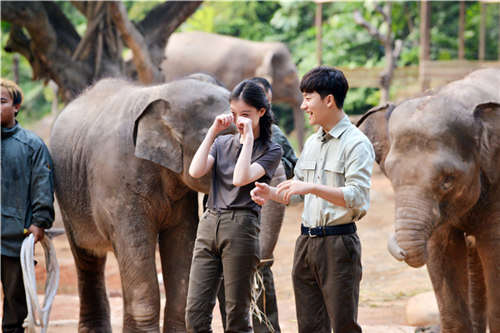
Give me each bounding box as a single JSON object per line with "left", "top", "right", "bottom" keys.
{"left": 294, "top": 115, "right": 375, "bottom": 227}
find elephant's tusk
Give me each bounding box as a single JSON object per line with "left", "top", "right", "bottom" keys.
{"left": 387, "top": 232, "right": 407, "bottom": 261}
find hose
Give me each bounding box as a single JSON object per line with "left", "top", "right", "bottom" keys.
{"left": 20, "top": 229, "right": 64, "bottom": 333}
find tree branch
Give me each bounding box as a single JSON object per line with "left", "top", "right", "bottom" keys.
{"left": 139, "top": 1, "right": 202, "bottom": 66}
{"left": 109, "top": 1, "right": 161, "bottom": 84}
{"left": 353, "top": 10, "right": 385, "bottom": 44}
{"left": 393, "top": 39, "right": 403, "bottom": 61}
{"left": 374, "top": 4, "right": 389, "bottom": 22}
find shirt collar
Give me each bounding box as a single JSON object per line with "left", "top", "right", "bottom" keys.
{"left": 317, "top": 115, "right": 350, "bottom": 142}
{"left": 1, "top": 122, "right": 20, "bottom": 139}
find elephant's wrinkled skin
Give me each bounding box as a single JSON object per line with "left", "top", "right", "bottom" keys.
{"left": 50, "top": 78, "right": 231, "bottom": 332}
{"left": 358, "top": 68, "right": 500, "bottom": 333}
{"left": 162, "top": 31, "right": 305, "bottom": 148}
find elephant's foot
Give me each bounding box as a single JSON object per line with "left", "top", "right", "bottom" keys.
{"left": 123, "top": 325, "right": 160, "bottom": 333}
{"left": 415, "top": 325, "right": 440, "bottom": 333}
{"left": 163, "top": 320, "right": 187, "bottom": 333}
{"left": 78, "top": 320, "right": 112, "bottom": 333}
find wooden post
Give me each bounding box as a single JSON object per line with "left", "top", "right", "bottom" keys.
{"left": 419, "top": 0, "right": 431, "bottom": 91}
{"left": 13, "top": 54, "right": 19, "bottom": 83}
{"left": 458, "top": 1, "right": 465, "bottom": 60}
{"left": 316, "top": 2, "right": 323, "bottom": 66}
{"left": 479, "top": 1, "right": 486, "bottom": 60}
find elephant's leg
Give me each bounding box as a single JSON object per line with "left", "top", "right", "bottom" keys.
{"left": 253, "top": 163, "right": 285, "bottom": 333}
{"left": 476, "top": 230, "right": 500, "bottom": 332}
{"left": 259, "top": 163, "right": 286, "bottom": 260}
{"left": 466, "top": 236, "right": 486, "bottom": 333}
{"left": 68, "top": 240, "right": 111, "bottom": 333}
{"left": 426, "top": 225, "right": 473, "bottom": 332}
{"left": 112, "top": 218, "right": 160, "bottom": 332}
{"left": 159, "top": 191, "right": 198, "bottom": 333}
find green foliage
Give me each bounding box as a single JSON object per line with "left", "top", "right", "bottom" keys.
{"left": 125, "top": 1, "right": 163, "bottom": 22}
{"left": 2, "top": 1, "right": 496, "bottom": 129}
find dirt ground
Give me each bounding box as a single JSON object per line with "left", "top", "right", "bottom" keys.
{"left": 1, "top": 115, "right": 433, "bottom": 332}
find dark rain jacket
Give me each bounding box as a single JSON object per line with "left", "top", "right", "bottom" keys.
{"left": 271, "top": 124, "right": 298, "bottom": 180}
{"left": 1, "top": 123, "right": 55, "bottom": 257}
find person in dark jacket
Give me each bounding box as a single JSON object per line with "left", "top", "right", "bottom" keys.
{"left": 1, "top": 78, "right": 55, "bottom": 333}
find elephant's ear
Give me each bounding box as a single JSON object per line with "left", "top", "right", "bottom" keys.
{"left": 256, "top": 51, "right": 276, "bottom": 84}
{"left": 473, "top": 102, "right": 500, "bottom": 184}
{"left": 357, "top": 103, "right": 396, "bottom": 175}
{"left": 134, "top": 99, "right": 183, "bottom": 174}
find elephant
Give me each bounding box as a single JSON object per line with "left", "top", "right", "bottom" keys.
{"left": 49, "top": 77, "right": 233, "bottom": 332}
{"left": 162, "top": 31, "right": 305, "bottom": 149}
{"left": 358, "top": 68, "right": 500, "bottom": 333}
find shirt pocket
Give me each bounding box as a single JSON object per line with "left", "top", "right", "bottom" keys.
{"left": 324, "top": 160, "right": 345, "bottom": 187}
{"left": 301, "top": 160, "right": 316, "bottom": 183}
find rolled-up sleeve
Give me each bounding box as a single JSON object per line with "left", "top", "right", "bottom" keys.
{"left": 340, "top": 140, "right": 375, "bottom": 219}
{"left": 29, "top": 144, "right": 55, "bottom": 229}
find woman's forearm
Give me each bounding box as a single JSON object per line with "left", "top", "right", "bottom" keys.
{"left": 189, "top": 127, "right": 217, "bottom": 178}
{"left": 233, "top": 137, "right": 254, "bottom": 186}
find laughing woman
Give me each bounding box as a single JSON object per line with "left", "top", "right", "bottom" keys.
{"left": 186, "top": 80, "right": 282, "bottom": 333}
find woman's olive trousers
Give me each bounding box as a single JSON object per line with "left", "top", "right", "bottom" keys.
{"left": 186, "top": 209, "right": 260, "bottom": 333}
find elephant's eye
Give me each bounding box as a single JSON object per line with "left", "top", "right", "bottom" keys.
{"left": 441, "top": 175, "right": 455, "bottom": 192}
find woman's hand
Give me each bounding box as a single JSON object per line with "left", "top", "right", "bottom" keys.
{"left": 236, "top": 117, "right": 253, "bottom": 144}
{"left": 211, "top": 113, "right": 234, "bottom": 135}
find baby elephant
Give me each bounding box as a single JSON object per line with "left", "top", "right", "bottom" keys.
{"left": 50, "top": 78, "right": 231, "bottom": 332}
{"left": 359, "top": 68, "right": 500, "bottom": 333}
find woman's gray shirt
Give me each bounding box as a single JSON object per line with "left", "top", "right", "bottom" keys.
{"left": 207, "top": 133, "right": 282, "bottom": 216}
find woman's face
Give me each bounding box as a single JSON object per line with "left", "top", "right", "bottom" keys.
{"left": 230, "top": 98, "right": 265, "bottom": 137}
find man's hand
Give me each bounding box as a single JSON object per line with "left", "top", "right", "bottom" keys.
{"left": 277, "top": 180, "right": 312, "bottom": 202}
{"left": 211, "top": 113, "right": 234, "bottom": 134}
{"left": 251, "top": 182, "right": 271, "bottom": 206}
{"left": 28, "top": 225, "right": 45, "bottom": 243}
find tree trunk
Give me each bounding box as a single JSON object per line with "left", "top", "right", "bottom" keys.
{"left": 419, "top": 1, "right": 431, "bottom": 91}
{"left": 12, "top": 54, "right": 19, "bottom": 83}
{"left": 479, "top": 2, "right": 486, "bottom": 61}
{"left": 354, "top": 3, "right": 401, "bottom": 104}
{"left": 2, "top": 1, "right": 202, "bottom": 103}
{"left": 380, "top": 3, "right": 393, "bottom": 104}
{"left": 315, "top": 2, "right": 323, "bottom": 66}
{"left": 458, "top": 1, "right": 465, "bottom": 60}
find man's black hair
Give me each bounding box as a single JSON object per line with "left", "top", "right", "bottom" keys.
{"left": 249, "top": 77, "right": 272, "bottom": 94}
{"left": 299, "top": 66, "right": 349, "bottom": 109}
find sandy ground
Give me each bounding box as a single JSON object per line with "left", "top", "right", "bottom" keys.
{"left": 1, "top": 115, "right": 434, "bottom": 332}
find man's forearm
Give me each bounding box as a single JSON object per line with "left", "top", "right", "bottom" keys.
{"left": 309, "top": 184, "right": 346, "bottom": 207}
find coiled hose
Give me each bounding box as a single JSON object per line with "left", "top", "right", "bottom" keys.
{"left": 20, "top": 229, "right": 64, "bottom": 333}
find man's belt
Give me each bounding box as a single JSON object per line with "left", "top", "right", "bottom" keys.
{"left": 301, "top": 223, "right": 356, "bottom": 238}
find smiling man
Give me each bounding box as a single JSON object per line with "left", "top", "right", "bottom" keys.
{"left": 251, "top": 66, "right": 375, "bottom": 333}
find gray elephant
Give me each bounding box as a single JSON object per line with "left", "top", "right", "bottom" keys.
{"left": 358, "top": 68, "right": 500, "bottom": 333}
{"left": 162, "top": 31, "right": 305, "bottom": 148}
{"left": 50, "top": 77, "right": 232, "bottom": 332}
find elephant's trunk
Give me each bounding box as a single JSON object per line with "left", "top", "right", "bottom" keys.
{"left": 394, "top": 188, "right": 439, "bottom": 268}
{"left": 387, "top": 232, "right": 406, "bottom": 261}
